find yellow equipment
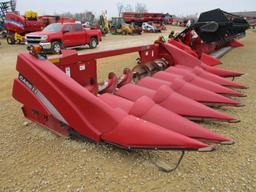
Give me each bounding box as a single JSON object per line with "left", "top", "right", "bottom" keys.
{"left": 110, "top": 17, "right": 141, "bottom": 35}
{"left": 99, "top": 10, "right": 110, "bottom": 35}
{"left": 24, "top": 11, "right": 38, "bottom": 20}
{"left": 14, "top": 33, "right": 24, "bottom": 43}
{"left": 7, "top": 32, "right": 24, "bottom": 44}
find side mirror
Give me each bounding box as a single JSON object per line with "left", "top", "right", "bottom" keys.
{"left": 200, "top": 21, "right": 219, "bottom": 33}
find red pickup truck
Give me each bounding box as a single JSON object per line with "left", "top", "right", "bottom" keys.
{"left": 25, "top": 22, "right": 102, "bottom": 54}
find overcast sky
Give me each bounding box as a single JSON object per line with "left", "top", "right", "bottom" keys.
{"left": 15, "top": 0, "right": 256, "bottom": 17}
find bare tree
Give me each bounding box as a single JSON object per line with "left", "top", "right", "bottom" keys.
{"left": 124, "top": 4, "right": 134, "bottom": 12}
{"left": 60, "top": 12, "right": 73, "bottom": 19}
{"left": 117, "top": 2, "right": 124, "bottom": 17}
{"left": 60, "top": 11, "right": 95, "bottom": 23}
{"left": 135, "top": 3, "right": 147, "bottom": 13}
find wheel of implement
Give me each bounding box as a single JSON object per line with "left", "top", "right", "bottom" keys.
{"left": 1, "top": 31, "right": 7, "bottom": 38}
{"left": 16, "top": 39, "right": 21, "bottom": 44}
{"left": 132, "top": 64, "right": 151, "bottom": 82}
{"left": 7, "top": 36, "right": 15, "bottom": 44}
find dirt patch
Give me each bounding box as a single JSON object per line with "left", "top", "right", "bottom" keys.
{"left": 1, "top": 27, "right": 256, "bottom": 192}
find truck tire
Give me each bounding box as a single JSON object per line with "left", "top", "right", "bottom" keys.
{"left": 51, "top": 41, "right": 62, "bottom": 54}
{"left": 89, "top": 38, "right": 98, "bottom": 49}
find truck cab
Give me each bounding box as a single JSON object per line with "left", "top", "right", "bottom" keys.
{"left": 25, "top": 22, "right": 102, "bottom": 54}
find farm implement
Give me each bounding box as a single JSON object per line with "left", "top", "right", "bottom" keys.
{"left": 123, "top": 12, "right": 166, "bottom": 33}
{"left": 170, "top": 9, "right": 250, "bottom": 65}
{"left": 110, "top": 17, "right": 142, "bottom": 35}
{"left": 12, "top": 38, "right": 247, "bottom": 171}
{"left": 5, "top": 11, "right": 43, "bottom": 44}
{"left": 0, "top": 0, "right": 16, "bottom": 37}
{"left": 4, "top": 10, "right": 75, "bottom": 45}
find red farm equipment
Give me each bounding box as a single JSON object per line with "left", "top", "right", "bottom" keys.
{"left": 0, "top": 0, "right": 16, "bottom": 37}
{"left": 164, "top": 13, "right": 173, "bottom": 25}
{"left": 5, "top": 11, "right": 75, "bottom": 45}
{"left": 122, "top": 12, "right": 166, "bottom": 32}
{"left": 12, "top": 37, "right": 247, "bottom": 170}
{"left": 170, "top": 9, "right": 250, "bottom": 61}
{"left": 171, "top": 18, "right": 187, "bottom": 27}
{"left": 123, "top": 12, "right": 165, "bottom": 23}
{"left": 5, "top": 11, "right": 43, "bottom": 44}
{"left": 38, "top": 15, "right": 75, "bottom": 27}
{"left": 245, "top": 16, "right": 256, "bottom": 29}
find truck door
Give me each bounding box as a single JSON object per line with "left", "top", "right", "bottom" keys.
{"left": 73, "top": 24, "right": 86, "bottom": 46}
{"left": 62, "top": 24, "right": 75, "bottom": 47}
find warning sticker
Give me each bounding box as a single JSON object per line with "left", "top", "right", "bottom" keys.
{"left": 79, "top": 64, "right": 86, "bottom": 71}
{"left": 65, "top": 67, "right": 71, "bottom": 77}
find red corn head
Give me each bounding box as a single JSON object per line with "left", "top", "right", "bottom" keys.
{"left": 115, "top": 84, "right": 237, "bottom": 122}
{"left": 136, "top": 77, "right": 241, "bottom": 106}
{"left": 191, "top": 66, "right": 248, "bottom": 89}
{"left": 161, "top": 68, "right": 245, "bottom": 97}
{"left": 100, "top": 93, "right": 233, "bottom": 144}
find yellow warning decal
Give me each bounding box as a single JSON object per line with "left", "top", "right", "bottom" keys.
{"left": 48, "top": 58, "right": 60, "bottom": 64}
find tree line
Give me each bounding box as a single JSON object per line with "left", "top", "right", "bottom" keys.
{"left": 57, "top": 2, "right": 148, "bottom": 23}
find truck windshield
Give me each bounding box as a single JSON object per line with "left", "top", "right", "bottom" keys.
{"left": 43, "top": 23, "right": 62, "bottom": 32}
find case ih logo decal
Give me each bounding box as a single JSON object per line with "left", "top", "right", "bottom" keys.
{"left": 18, "top": 74, "right": 38, "bottom": 94}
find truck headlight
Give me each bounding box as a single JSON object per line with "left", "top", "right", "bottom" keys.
{"left": 41, "top": 35, "right": 48, "bottom": 41}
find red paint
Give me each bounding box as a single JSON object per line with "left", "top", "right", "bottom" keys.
{"left": 26, "top": 23, "right": 102, "bottom": 48}
{"left": 13, "top": 40, "right": 246, "bottom": 150}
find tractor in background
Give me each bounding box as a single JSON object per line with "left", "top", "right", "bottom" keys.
{"left": 98, "top": 11, "right": 109, "bottom": 35}
{"left": 110, "top": 17, "right": 142, "bottom": 35}
{"left": 81, "top": 11, "right": 109, "bottom": 36}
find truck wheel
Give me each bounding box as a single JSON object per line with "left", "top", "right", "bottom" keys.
{"left": 51, "top": 41, "right": 62, "bottom": 54}
{"left": 7, "top": 36, "right": 15, "bottom": 44}
{"left": 89, "top": 38, "right": 98, "bottom": 49}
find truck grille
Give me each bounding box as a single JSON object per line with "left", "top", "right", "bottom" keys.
{"left": 27, "top": 40, "right": 41, "bottom": 44}
{"left": 26, "top": 36, "right": 43, "bottom": 44}
{"left": 26, "top": 36, "right": 42, "bottom": 40}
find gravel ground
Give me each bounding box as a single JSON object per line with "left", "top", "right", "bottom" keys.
{"left": 0, "top": 26, "right": 256, "bottom": 192}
